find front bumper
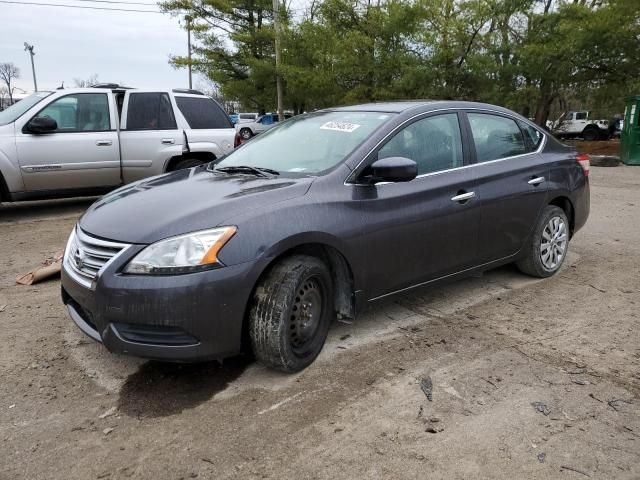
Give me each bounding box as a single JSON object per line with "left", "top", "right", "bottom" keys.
{"left": 61, "top": 248, "right": 259, "bottom": 362}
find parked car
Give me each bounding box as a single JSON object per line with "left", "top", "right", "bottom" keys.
{"left": 229, "top": 112, "right": 258, "bottom": 126}
{"left": 549, "top": 111, "right": 609, "bottom": 141}
{"left": 0, "top": 86, "right": 236, "bottom": 203}
{"left": 236, "top": 112, "right": 291, "bottom": 139}
{"left": 61, "top": 100, "right": 590, "bottom": 372}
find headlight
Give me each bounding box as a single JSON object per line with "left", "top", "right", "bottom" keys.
{"left": 123, "top": 226, "right": 237, "bottom": 275}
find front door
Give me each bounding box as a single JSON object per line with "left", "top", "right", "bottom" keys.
{"left": 352, "top": 112, "right": 481, "bottom": 299}
{"left": 16, "top": 92, "right": 121, "bottom": 191}
{"left": 465, "top": 112, "right": 550, "bottom": 264}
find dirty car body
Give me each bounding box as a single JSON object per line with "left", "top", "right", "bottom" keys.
{"left": 61, "top": 101, "right": 590, "bottom": 368}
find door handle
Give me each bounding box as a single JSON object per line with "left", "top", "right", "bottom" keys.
{"left": 95, "top": 140, "right": 112, "bottom": 146}
{"left": 528, "top": 176, "right": 545, "bottom": 186}
{"left": 161, "top": 138, "right": 175, "bottom": 145}
{"left": 451, "top": 191, "right": 476, "bottom": 202}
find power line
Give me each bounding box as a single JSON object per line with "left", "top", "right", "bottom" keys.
{"left": 64, "top": 0, "right": 158, "bottom": 5}
{"left": 0, "top": 0, "right": 162, "bottom": 13}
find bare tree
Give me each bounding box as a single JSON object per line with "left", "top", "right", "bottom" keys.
{"left": 73, "top": 74, "right": 99, "bottom": 88}
{"left": 0, "top": 86, "right": 8, "bottom": 110}
{"left": 0, "top": 63, "right": 20, "bottom": 104}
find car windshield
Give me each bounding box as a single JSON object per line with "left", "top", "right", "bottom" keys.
{"left": 0, "top": 91, "right": 53, "bottom": 126}
{"left": 218, "top": 111, "right": 394, "bottom": 175}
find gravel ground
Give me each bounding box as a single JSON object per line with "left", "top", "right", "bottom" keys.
{"left": 0, "top": 166, "right": 638, "bottom": 480}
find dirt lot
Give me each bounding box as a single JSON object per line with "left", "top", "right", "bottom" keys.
{"left": 1, "top": 166, "right": 639, "bottom": 480}
{"left": 565, "top": 139, "right": 620, "bottom": 157}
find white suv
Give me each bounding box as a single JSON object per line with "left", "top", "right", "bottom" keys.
{"left": 0, "top": 85, "right": 236, "bottom": 202}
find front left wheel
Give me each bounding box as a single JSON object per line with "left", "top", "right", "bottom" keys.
{"left": 248, "top": 255, "right": 334, "bottom": 372}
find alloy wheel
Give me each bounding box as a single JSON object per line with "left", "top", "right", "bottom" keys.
{"left": 540, "top": 216, "right": 568, "bottom": 270}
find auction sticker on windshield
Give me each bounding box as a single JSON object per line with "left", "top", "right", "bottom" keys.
{"left": 320, "top": 121, "right": 361, "bottom": 133}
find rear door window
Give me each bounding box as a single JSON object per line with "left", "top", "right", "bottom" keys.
{"left": 468, "top": 113, "right": 527, "bottom": 162}
{"left": 126, "top": 93, "right": 177, "bottom": 130}
{"left": 175, "top": 97, "right": 232, "bottom": 129}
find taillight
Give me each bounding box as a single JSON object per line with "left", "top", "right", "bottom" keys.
{"left": 234, "top": 132, "right": 242, "bottom": 148}
{"left": 576, "top": 154, "right": 590, "bottom": 177}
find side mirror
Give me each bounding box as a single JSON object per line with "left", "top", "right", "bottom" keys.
{"left": 26, "top": 116, "right": 58, "bottom": 134}
{"left": 363, "top": 157, "right": 418, "bottom": 184}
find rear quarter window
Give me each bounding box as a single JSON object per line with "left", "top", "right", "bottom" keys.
{"left": 518, "top": 121, "right": 544, "bottom": 152}
{"left": 175, "top": 97, "right": 232, "bottom": 129}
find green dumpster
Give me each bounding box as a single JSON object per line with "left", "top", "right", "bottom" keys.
{"left": 621, "top": 95, "right": 640, "bottom": 165}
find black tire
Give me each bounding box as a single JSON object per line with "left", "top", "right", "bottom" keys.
{"left": 249, "top": 255, "right": 334, "bottom": 372}
{"left": 171, "top": 158, "right": 204, "bottom": 171}
{"left": 516, "top": 205, "right": 569, "bottom": 278}
{"left": 582, "top": 127, "right": 600, "bottom": 142}
{"left": 239, "top": 128, "right": 253, "bottom": 140}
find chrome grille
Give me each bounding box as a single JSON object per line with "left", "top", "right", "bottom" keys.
{"left": 64, "top": 227, "right": 130, "bottom": 288}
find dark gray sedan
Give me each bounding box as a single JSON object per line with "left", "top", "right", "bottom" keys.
{"left": 61, "top": 101, "right": 590, "bottom": 372}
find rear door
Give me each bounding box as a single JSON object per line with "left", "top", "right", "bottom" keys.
{"left": 119, "top": 91, "right": 183, "bottom": 183}
{"left": 15, "top": 90, "right": 121, "bottom": 191}
{"left": 173, "top": 95, "right": 234, "bottom": 156}
{"left": 465, "top": 112, "right": 550, "bottom": 264}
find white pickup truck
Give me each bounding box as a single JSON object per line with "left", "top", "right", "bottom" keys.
{"left": 0, "top": 85, "right": 236, "bottom": 203}
{"left": 549, "top": 111, "right": 609, "bottom": 141}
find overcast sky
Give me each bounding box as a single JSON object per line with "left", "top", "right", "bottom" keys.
{"left": 1, "top": 1, "right": 192, "bottom": 94}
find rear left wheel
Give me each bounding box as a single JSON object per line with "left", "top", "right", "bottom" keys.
{"left": 248, "top": 255, "right": 333, "bottom": 372}
{"left": 516, "top": 205, "right": 569, "bottom": 278}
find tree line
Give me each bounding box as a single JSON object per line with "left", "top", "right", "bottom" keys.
{"left": 168, "top": 0, "right": 639, "bottom": 125}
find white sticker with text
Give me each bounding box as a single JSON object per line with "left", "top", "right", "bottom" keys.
{"left": 320, "top": 121, "right": 361, "bottom": 133}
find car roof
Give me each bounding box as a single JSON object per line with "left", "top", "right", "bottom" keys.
{"left": 327, "top": 100, "right": 521, "bottom": 116}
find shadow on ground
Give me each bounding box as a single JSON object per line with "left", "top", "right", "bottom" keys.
{"left": 118, "top": 355, "right": 252, "bottom": 418}
{"left": 0, "top": 197, "right": 97, "bottom": 223}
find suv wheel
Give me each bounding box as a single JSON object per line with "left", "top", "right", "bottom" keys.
{"left": 516, "top": 205, "right": 569, "bottom": 278}
{"left": 248, "top": 255, "right": 334, "bottom": 372}
{"left": 172, "top": 158, "right": 204, "bottom": 170}
{"left": 582, "top": 127, "right": 600, "bottom": 141}
{"left": 239, "top": 128, "right": 253, "bottom": 140}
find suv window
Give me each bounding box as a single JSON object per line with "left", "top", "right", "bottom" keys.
{"left": 468, "top": 113, "right": 526, "bottom": 162}
{"left": 126, "top": 93, "right": 177, "bottom": 130}
{"left": 175, "top": 97, "right": 232, "bottom": 129}
{"left": 518, "top": 121, "right": 544, "bottom": 152}
{"left": 575, "top": 112, "right": 587, "bottom": 120}
{"left": 36, "top": 93, "right": 110, "bottom": 132}
{"left": 378, "top": 113, "right": 463, "bottom": 175}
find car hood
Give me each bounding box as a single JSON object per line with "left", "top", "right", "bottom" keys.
{"left": 79, "top": 166, "right": 314, "bottom": 244}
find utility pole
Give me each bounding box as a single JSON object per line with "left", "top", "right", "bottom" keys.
{"left": 23, "top": 42, "right": 38, "bottom": 92}
{"left": 186, "top": 17, "right": 193, "bottom": 89}
{"left": 272, "top": 0, "right": 284, "bottom": 120}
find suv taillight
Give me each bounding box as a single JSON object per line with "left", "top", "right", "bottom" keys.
{"left": 576, "top": 154, "right": 590, "bottom": 177}
{"left": 234, "top": 132, "right": 242, "bottom": 148}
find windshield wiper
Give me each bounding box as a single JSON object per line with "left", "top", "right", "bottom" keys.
{"left": 214, "top": 165, "right": 279, "bottom": 177}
